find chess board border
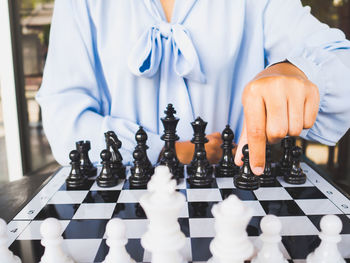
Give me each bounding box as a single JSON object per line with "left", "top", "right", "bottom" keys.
{"left": 301, "top": 155, "right": 350, "bottom": 200}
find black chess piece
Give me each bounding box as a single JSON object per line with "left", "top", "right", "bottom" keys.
{"left": 159, "top": 104, "right": 184, "bottom": 180}
{"left": 66, "top": 150, "right": 87, "bottom": 189}
{"left": 276, "top": 137, "right": 296, "bottom": 176}
{"left": 215, "top": 125, "right": 239, "bottom": 177}
{"left": 284, "top": 146, "right": 306, "bottom": 184}
{"left": 129, "top": 149, "right": 151, "bottom": 188}
{"left": 105, "top": 131, "right": 126, "bottom": 179}
{"left": 259, "top": 144, "right": 276, "bottom": 186}
{"left": 76, "top": 140, "right": 97, "bottom": 177}
{"left": 135, "top": 126, "right": 154, "bottom": 176}
{"left": 187, "top": 117, "right": 213, "bottom": 176}
{"left": 159, "top": 148, "right": 177, "bottom": 177}
{"left": 96, "top": 149, "right": 118, "bottom": 188}
{"left": 234, "top": 144, "right": 260, "bottom": 190}
{"left": 188, "top": 149, "right": 214, "bottom": 187}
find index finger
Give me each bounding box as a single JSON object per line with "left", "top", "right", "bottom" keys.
{"left": 243, "top": 95, "right": 266, "bottom": 175}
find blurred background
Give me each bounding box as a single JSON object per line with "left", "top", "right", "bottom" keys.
{"left": 0, "top": 0, "right": 349, "bottom": 193}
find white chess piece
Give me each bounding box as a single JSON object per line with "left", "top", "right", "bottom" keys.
{"left": 208, "top": 194, "right": 254, "bottom": 263}
{"left": 102, "top": 218, "right": 135, "bottom": 263}
{"left": 306, "top": 214, "right": 345, "bottom": 263}
{"left": 140, "top": 165, "right": 186, "bottom": 263}
{"left": 40, "top": 218, "right": 74, "bottom": 263}
{"left": 0, "top": 218, "right": 21, "bottom": 263}
{"left": 252, "top": 215, "right": 287, "bottom": 263}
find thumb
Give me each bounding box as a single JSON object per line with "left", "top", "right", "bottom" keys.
{"left": 234, "top": 120, "right": 248, "bottom": 166}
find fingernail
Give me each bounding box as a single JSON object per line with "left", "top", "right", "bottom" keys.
{"left": 253, "top": 167, "right": 264, "bottom": 175}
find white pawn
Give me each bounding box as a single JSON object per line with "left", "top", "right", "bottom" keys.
{"left": 208, "top": 195, "right": 254, "bottom": 263}
{"left": 102, "top": 218, "right": 135, "bottom": 263}
{"left": 252, "top": 215, "right": 287, "bottom": 263}
{"left": 0, "top": 219, "right": 21, "bottom": 263}
{"left": 40, "top": 218, "right": 74, "bottom": 263}
{"left": 140, "top": 165, "right": 186, "bottom": 263}
{"left": 306, "top": 215, "right": 345, "bottom": 263}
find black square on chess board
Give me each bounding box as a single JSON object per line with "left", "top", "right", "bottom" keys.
{"left": 6, "top": 165, "right": 350, "bottom": 263}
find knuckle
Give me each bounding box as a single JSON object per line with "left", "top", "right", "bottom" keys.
{"left": 267, "top": 126, "right": 288, "bottom": 140}
{"left": 288, "top": 126, "right": 303, "bottom": 137}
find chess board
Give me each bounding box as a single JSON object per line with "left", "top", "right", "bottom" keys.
{"left": 6, "top": 163, "right": 350, "bottom": 263}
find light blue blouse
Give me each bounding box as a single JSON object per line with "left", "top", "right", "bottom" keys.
{"left": 36, "top": 0, "right": 350, "bottom": 165}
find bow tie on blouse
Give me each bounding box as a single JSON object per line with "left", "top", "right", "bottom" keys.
{"left": 128, "top": 19, "right": 206, "bottom": 83}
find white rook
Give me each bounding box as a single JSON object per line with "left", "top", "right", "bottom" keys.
{"left": 208, "top": 195, "right": 254, "bottom": 263}
{"left": 140, "top": 166, "right": 186, "bottom": 263}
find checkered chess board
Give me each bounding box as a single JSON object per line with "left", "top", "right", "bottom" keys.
{"left": 6, "top": 163, "right": 350, "bottom": 263}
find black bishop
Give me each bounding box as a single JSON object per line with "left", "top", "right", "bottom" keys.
{"left": 215, "top": 125, "right": 239, "bottom": 177}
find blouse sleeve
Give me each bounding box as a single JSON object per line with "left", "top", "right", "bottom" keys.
{"left": 36, "top": 0, "right": 163, "bottom": 165}
{"left": 263, "top": 0, "right": 350, "bottom": 145}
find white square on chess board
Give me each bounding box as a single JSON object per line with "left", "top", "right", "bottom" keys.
{"left": 48, "top": 191, "right": 89, "bottom": 204}
{"left": 242, "top": 200, "right": 266, "bottom": 216}
{"left": 73, "top": 203, "right": 116, "bottom": 219}
{"left": 295, "top": 199, "right": 343, "bottom": 215}
{"left": 278, "top": 216, "right": 319, "bottom": 236}
{"left": 253, "top": 187, "right": 293, "bottom": 200}
{"left": 17, "top": 220, "right": 70, "bottom": 240}
{"left": 186, "top": 189, "right": 222, "bottom": 202}
{"left": 215, "top": 178, "right": 235, "bottom": 189}
{"left": 189, "top": 218, "right": 215, "bottom": 237}
{"left": 123, "top": 219, "right": 149, "bottom": 239}
{"left": 117, "top": 190, "right": 148, "bottom": 203}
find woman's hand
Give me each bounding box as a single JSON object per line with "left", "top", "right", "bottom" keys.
{"left": 234, "top": 62, "right": 320, "bottom": 175}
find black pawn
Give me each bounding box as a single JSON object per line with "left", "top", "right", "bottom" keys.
{"left": 259, "top": 144, "right": 276, "bottom": 186}
{"left": 188, "top": 149, "right": 214, "bottom": 187}
{"left": 97, "top": 149, "right": 118, "bottom": 188}
{"left": 159, "top": 148, "right": 177, "bottom": 178}
{"left": 76, "top": 141, "right": 97, "bottom": 177}
{"left": 187, "top": 117, "right": 213, "bottom": 176}
{"left": 105, "top": 131, "right": 126, "bottom": 179}
{"left": 277, "top": 137, "right": 296, "bottom": 176}
{"left": 135, "top": 126, "right": 154, "bottom": 176}
{"left": 159, "top": 104, "right": 184, "bottom": 179}
{"left": 129, "top": 149, "right": 150, "bottom": 188}
{"left": 234, "top": 144, "right": 260, "bottom": 190}
{"left": 284, "top": 146, "right": 306, "bottom": 184}
{"left": 66, "top": 150, "right": 87, "bottom": 189}
{"left": 215, "top": 125, "right": 239, "bottom": 177}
